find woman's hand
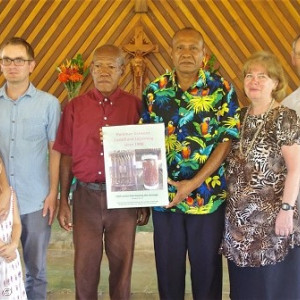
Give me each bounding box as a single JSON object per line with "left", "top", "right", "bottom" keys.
{"left": 275, "top": 209, "right": 294, "bottom": 237}
{"left": 0, "top": 242, "right": 17, "bottom": 263}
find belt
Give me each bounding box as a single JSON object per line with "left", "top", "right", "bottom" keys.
{"left": 78, "top": 180, "right": 106, "bottom": 191}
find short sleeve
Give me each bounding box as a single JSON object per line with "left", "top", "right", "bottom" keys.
{"left": 276, "top": 107, "right": 300, "bottom": 147}
{"left": 53, "top": 101, "right": 74, "bottom": 155}
{"left": 47, "top": 96, "right": 61, "bottom": 142}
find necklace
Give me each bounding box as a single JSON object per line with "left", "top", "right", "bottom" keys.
{"left": 239, "top": 99, "right": 275, "bottom": 159}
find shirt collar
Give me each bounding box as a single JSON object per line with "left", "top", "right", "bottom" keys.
{"left": 170, "top": 68, "right": 207, "bottom": 90}
{"left": 92, "top": 87, "right": 122, "bottom": 105}
{"left": 0, "top": 82, "right": 36, "bottom": 100}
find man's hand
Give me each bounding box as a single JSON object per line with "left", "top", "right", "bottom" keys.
{"left": 166, "top": 178, "right": 195, "bottom": 208}
{"left": 99, "top": 128, "right": 103, "bottom": 143}
{"left": 42, "top": 191, "right": 58, "bottom": 225}
{"left": 165, "top": 141, "right": 232, "bottom": 209}
{"left": 58, "top": 200, "right": 73, "bottom": 231}
{"left": 136, "top": 207, "right": 150, "bottom": 226}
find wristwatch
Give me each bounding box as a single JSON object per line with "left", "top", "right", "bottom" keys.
{"left": 281, "top": 203, "right": 295, "bottom": 211}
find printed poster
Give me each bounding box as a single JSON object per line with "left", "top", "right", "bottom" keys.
{"left": 102, "top": 123, "right": 169, "bottom": 209}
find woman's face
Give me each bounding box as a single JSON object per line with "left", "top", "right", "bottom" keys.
{"left": 244, "top": 64, "right": 278, "bottom": 103}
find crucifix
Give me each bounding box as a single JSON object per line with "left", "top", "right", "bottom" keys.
{"left": 123, "top": 26, "right": 158, "bottom": 99}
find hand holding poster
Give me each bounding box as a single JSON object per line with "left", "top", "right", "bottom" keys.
{"left": 102, "top": 123, "right": 169, "bottom": 209}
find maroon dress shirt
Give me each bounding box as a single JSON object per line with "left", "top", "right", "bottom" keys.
{"left": 54, "top": 87, "right": 141, "bottom": 183}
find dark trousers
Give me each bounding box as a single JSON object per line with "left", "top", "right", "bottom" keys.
{"left": 73, "top": 183, "right": 137, "bottom": 300}
{"left": 228, "top": 246, "right": 300, "bottom": 300}
{"left": 153, "top": 204, "right": 225, "bottom": 300}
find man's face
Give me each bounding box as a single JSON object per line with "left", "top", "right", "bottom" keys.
{"left": 171, "top": 30, "right": 205, "bottom": 77}
{"left": 90, "top": 52, "right": 124, "bottom": 97}
{"left": 292, "top": 38, "right": 300, "bottom": 77}
{"left": 0, "top": 44, "right": 35, "bottom": 84}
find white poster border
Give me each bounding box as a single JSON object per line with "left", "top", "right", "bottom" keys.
{"left": 102, "top": 123, "right": 169, "bottom": 209}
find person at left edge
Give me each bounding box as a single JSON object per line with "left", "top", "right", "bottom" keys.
{"left": 0, "top": 37, "right": 61, "bottom": 299}
{"left": 53, "top": 44, "right": 150, "bottom": 300}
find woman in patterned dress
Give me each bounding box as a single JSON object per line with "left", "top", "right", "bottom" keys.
{"left": 221, "top": 51, "right": 300, "bottom": 300}
{"left": 0, "top": 159, "right": 26, "bottom": 300}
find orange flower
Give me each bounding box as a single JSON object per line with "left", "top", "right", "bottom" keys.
{"left": 56, "top": 54, "right": 89, "bottom": 100}
{"left": 69, "top": 73, "right": 83, "bottom": 82}
{"left": 58, "top": 73, "right": 69, "bottom": 83}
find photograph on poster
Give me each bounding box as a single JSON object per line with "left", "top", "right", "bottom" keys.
{"left": 109, "top": 148, "right": 162, "bottom": 192}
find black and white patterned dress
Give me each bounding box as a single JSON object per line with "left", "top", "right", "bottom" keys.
{"left": 221, "top": 106, "right": 300, "bottom": 267}
{"left": 0, "top": 190, "right": 26, "bottom": 300}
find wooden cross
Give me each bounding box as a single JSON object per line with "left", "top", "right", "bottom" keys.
{"left": 123, "top": 26, "right": 158, "bottom": 56}
{"left": 123, "top": 26, "right": 158, "bottom": 98}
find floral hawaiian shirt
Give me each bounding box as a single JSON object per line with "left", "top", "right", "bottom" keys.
{"left": 141, "top": 69, "right": 240, "bottom": 214}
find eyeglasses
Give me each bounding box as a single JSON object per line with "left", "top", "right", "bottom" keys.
{"left": 0, "top": 57, "right": 33, "bottom": 66}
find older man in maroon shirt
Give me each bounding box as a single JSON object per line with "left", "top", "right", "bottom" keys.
{"left": 54, "top": 45, "right": 150, "bottom": 300}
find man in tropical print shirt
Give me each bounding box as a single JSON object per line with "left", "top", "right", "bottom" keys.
{"left": 141, "top": 28, "right": 240, "bottom": 300}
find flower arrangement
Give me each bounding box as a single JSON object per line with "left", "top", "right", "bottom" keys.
{"left": 57, "top": 53, "right": 89, "bottom": 100}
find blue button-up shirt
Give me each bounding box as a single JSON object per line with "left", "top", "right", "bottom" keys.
{"left": 0, "top": 83, "right": 61, "bottom": 215}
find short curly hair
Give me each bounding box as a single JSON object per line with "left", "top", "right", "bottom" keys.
{"left": 242, "top": 51, "right": 287, "bottom": 101}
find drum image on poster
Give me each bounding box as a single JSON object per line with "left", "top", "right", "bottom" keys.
{"left": 109, "top": 149, "right": 162, "bottom": 192}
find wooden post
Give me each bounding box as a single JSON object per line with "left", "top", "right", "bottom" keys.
{"left": 135, "top": 0, "right": 148, "bottom": 13}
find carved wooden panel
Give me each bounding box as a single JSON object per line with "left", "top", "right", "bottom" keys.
{"left": 0, "top": 0, "right": 299, "bottom": 107}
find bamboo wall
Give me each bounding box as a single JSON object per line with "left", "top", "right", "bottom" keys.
{"left": 0, "top": 0, "right": 299, "bottom": 107}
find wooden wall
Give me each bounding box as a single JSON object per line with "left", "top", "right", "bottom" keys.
{"left": 0, "top": 0, "right": 299, "bottom": 107}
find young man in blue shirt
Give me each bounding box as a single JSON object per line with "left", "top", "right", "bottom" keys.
{"left": 0, "top": 37, "right": 61, "bottom": 299}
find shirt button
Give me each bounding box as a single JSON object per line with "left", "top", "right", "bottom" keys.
{"left": 182, "top": 95, "right": 186, "bottom": 99}
{"left": 104, "top": 117, "right": 107, "bottom": 120}
{"left": 98, "top": 171, "right": 102, "bottom": 175}
{"left": 100, "top": 153, "right": 103, "bottom": 156}
{"left": 12, "top": 120, "right": 15, "bottom": 123}
{"left": 11, "top": 139, "right": 14, "bottom": 141}
{"left": 10, "top": 174, "right": 14, "bottom": 176}
{"left": 179, "top": 129, "right": 182, "bottom": 133}
{"left": 10, "top": 156, "right": 14, "bottom": 158}
{"left": 99, "top": 101, "right": 102, "bottom": 105}
{"left": 104, "top": 98, "right": 108, "bottom": 102}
